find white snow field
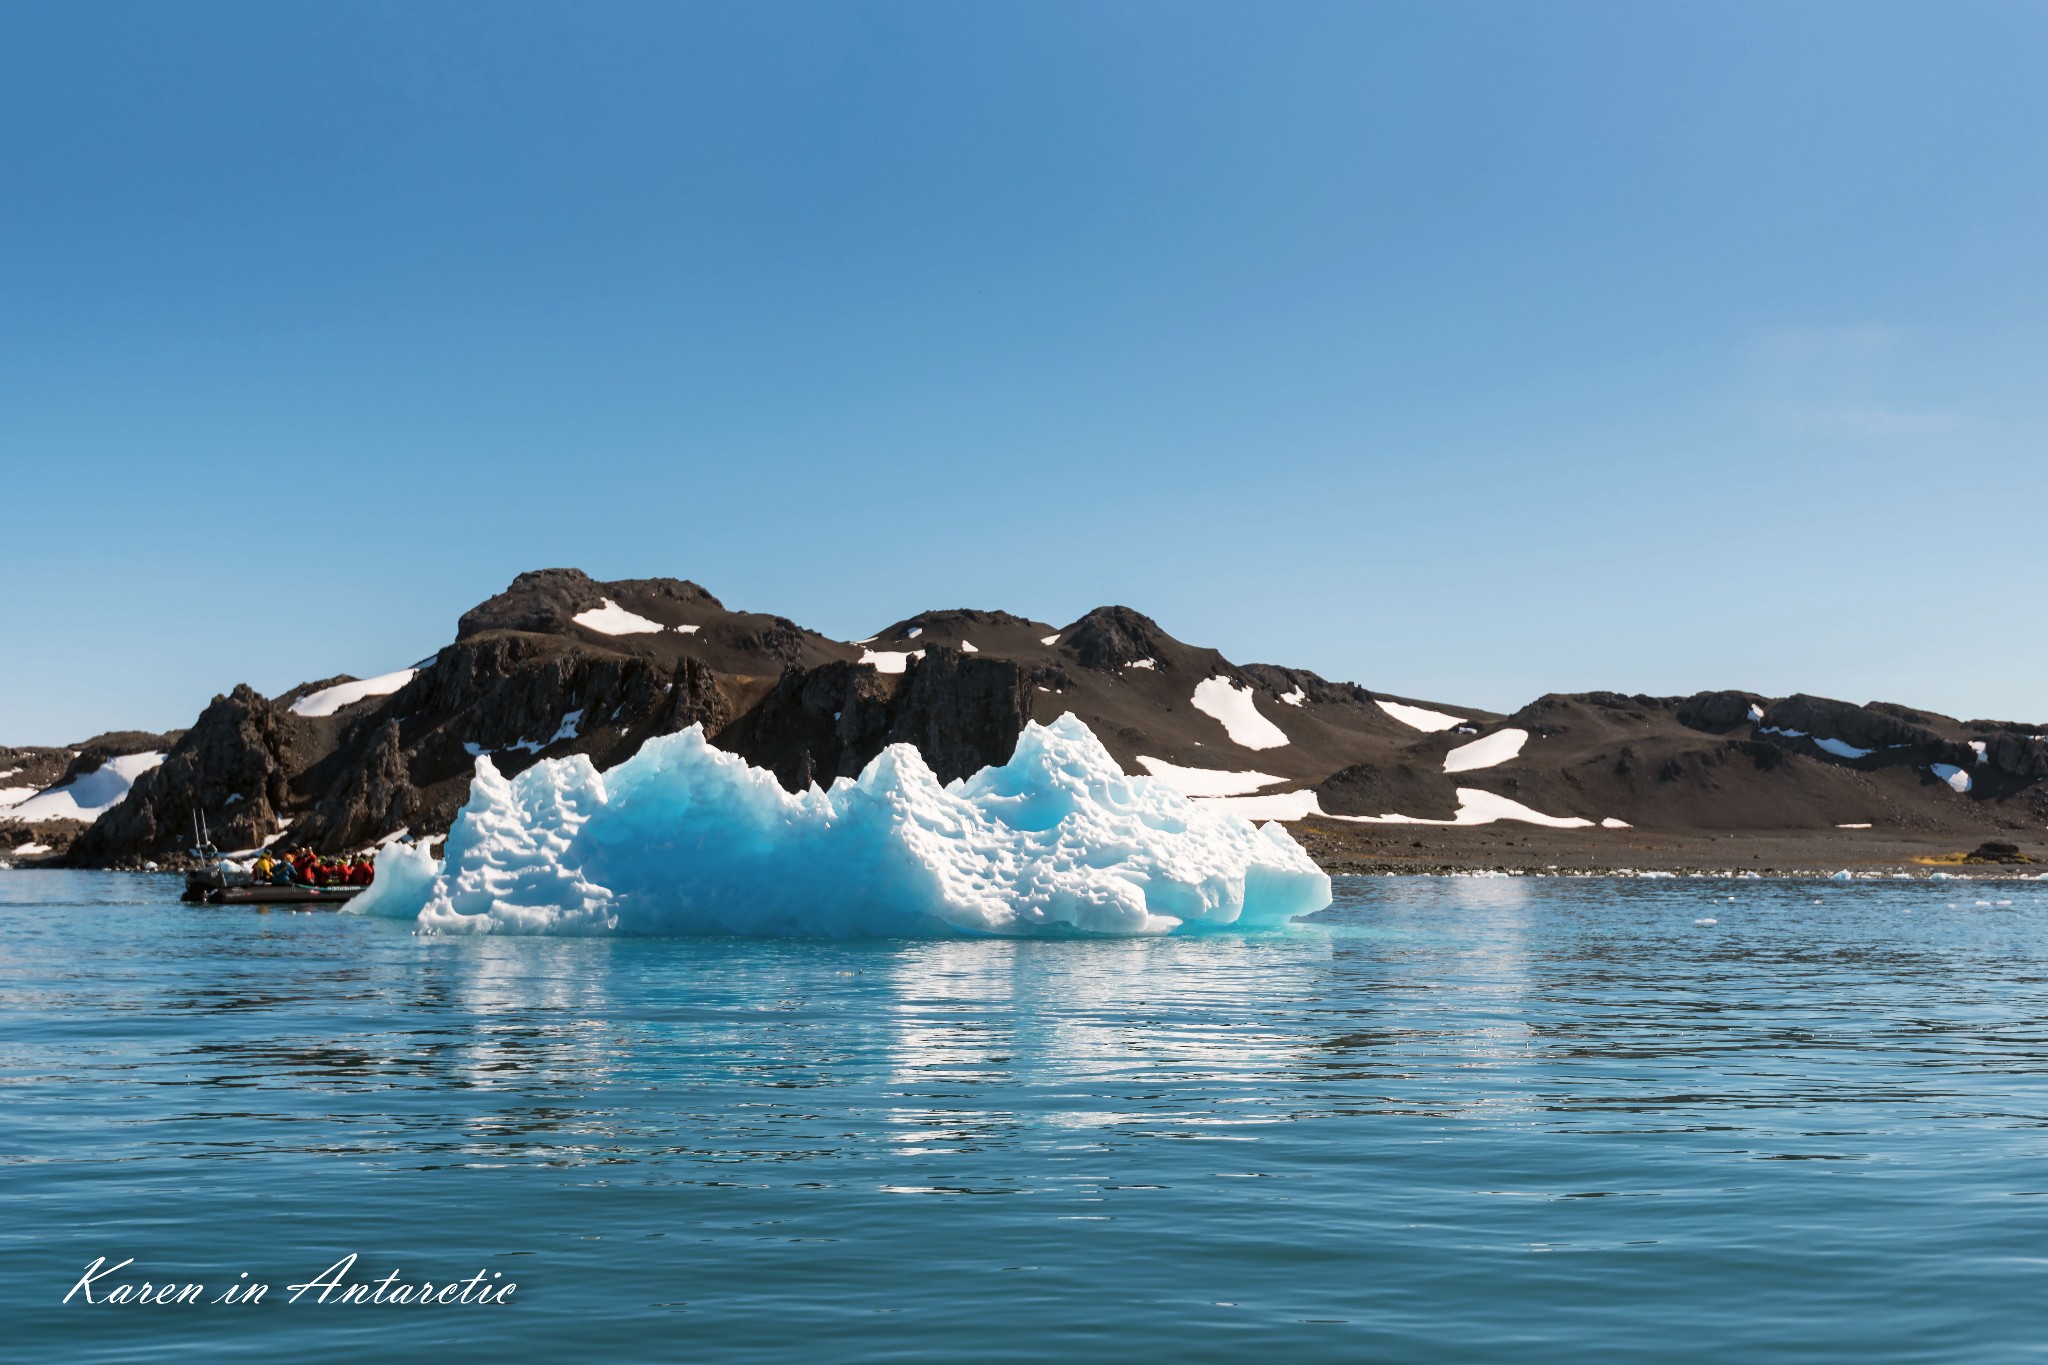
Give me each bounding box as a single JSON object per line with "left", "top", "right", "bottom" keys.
{"left": 4, "top": 751, "right": 165, "bottom": 822}
{"left": 1135, "top": 756, "right": 1285, "bottom": 797}
{"left": 0, "top": 786, "right": 39, "bottom": 811}
{"left": 1442, "top": 727, "right": 1528, "bottom": 773}
{"left": 290, "top": 668, "right": 420, "bottom": 718}
{"left": 1329, "top": 787, "right": 1595, "bottom": 829}
{"left": 1190, "top": 677, "right": 1290, "bottom": 750}
{"left": 351, "top": 715, "right": 1332, "bottom": 938}
{"left": 859, "top": 648, "right": 925, "bottom": 674}
{"left": 1931, "top": 763, "right": 1973, "bottom": 793}
{"left": 1194, "top": 789, "right": 1328, "bottom": 821}
{"left": 1376, "top": 699, "right": 1466, "bottom": 732}
{"left": 1812, "top": 737, "right": 1874, "bottom": 759}
{"left": 572, "top": 599, "right": 689, "bottom": 636}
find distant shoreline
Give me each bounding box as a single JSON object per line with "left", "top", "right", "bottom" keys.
{"left": 1296, "top": 820, "right": 2045, "bottom": 880}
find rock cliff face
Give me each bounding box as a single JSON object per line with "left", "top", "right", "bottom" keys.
{"left": 66, "top": 687, "right": 294, "bottom": 861}
{"left": 716, "top": 649, "right": 1032, "bottom": 791}
{"left": 35, "top": 567, "right": 2048, "bottom": 867}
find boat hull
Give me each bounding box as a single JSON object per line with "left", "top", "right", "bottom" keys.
{"left": 183, "top": 883, "right": 366, "bottom": 907}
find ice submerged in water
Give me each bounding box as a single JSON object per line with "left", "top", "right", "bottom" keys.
{"left": 352, "top": 714, "right": 1332, "bottom": 937}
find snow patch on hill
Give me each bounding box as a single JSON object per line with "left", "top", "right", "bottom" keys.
{"left": 1376, "top": 700, "right": 1465, "bottom": 732}
{"left": 1813, "top": 736, "right": 1874, "bottom": 759}
{"left": 1193, "top": 789, "right": 1327, "bottom": 821}
{"left": 860, "top": 648, "right": 925, "bottom": 674}
{"left": 1443, "top": 728, "right": 1528, "bottom": 773}
{"left": 1330, "top": 786, "right": 1595, "bottom": 829}
{"left": 4, "top": 751, "right": 165, "bottom": 821}
{"left": 291, "top": 669, "right": 419, "bottom": 718}
{"left": 572, "top": 599, "right": 683, "bottom": 636}
{"left": 1191, "top": 677, "right": 1290, "bottom": 750}
{"left": 1136, "top": 757, "right": 1285, "bottom": 797}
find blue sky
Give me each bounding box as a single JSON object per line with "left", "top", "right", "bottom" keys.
{"left": 4, "top": 2, "right": 2044, "bottom": 745}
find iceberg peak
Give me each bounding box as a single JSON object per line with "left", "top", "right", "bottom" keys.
{"left": 353, "top": 714, "right": 1331, "bottom": 937}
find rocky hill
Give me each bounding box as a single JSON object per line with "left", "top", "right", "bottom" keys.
{"left": 11, "top": 568, "right": 2045, "bottom": 871}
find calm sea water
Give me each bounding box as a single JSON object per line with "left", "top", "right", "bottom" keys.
{"left": 4, "top": 869, "right": 2048, "bottom": 1362}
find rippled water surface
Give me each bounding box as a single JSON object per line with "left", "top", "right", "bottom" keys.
{"left": 6, "top": 869, "right": 2048, "bottom": 1362}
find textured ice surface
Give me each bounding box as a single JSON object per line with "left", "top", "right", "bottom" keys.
{"left": 4, "top": 752, "right": 164, "bottom": 821}
{"left": 291, "top": 669, "right": 418, "bottom": 717}
{"left": 1190, "top": 677, "right": 1290, "bottom": 750}
{"left": 352, "top": 715, "right": 1331, "bottom": 937}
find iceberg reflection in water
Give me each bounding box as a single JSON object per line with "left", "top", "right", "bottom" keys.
{"left": 9, "top": 871, "right": 2048, "bottom": 1360}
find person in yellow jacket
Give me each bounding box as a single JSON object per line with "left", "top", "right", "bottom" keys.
{"left": 252, "top": 852, "right": 275, "bottom": 882}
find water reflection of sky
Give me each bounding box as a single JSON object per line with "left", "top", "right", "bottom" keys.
{"left": 5, "top": 872, "right": 2046, "bottom": 1172}
{"left": 11, "top": 872, "right": 2048, "bottom": 1358}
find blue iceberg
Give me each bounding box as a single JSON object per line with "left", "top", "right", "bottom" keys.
{"left": 352, "top": 714, "right": 1331, "bottom": 936}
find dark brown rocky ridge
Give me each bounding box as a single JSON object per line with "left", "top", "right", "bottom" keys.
{"left": 10, "top": 568, "right": 2044, "bottom": 873}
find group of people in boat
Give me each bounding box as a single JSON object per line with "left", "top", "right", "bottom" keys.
{"left": 250, "top": 848, "right": 375, "bottom": 888}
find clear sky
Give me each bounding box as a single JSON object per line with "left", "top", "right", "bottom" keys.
{"left": 4, "top": 2, "right": 2044, "bottom": 745}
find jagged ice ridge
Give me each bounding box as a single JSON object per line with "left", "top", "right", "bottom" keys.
{"left": 352, "top": 714, "right": 1333, "bottom": 937}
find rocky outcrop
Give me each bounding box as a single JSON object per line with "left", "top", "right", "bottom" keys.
{"left": 717, "top": 648, "right": 1031, "bottom": 791}
{"left": 285, "top": 639, "right": 736, "bottom": 852}
{"left": 1239, "top": 664, "right": 1372, "bottom": 706}
{"left": 1676, "top": 690, "right": 1764, "bottom": 734}
{"left": 1758, "top": 695, "right": 1948, "bottom": 751}
{"left": 878, "top": 648, "right": 1033, "bottom": 782}
{"left": 1062, "top": 606, "right": 1174, "bottom": 672}
{"left": 456, "top": 567, "right": 620, "bottom": 638}
{"left": 37, "top": 569, "right": 2048, "bottom": 866}
{"left": 66, "top": 686, "right": 296, "bottom": 864}
{"left": 714, "top": 661, "right": 898, "bottom": 792}
{"left": 1978, "top": 732, "right": 2048, "bottom": 783}
{"left": 301, "top": 719, "right": 417, "bottom": 854}
{"left": 1319, "top": 758, "right": 1459, "bottom": 821}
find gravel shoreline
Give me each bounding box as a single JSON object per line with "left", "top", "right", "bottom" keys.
{"left": 1294, "top": 819, "right": 2047, "bottom": 880}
